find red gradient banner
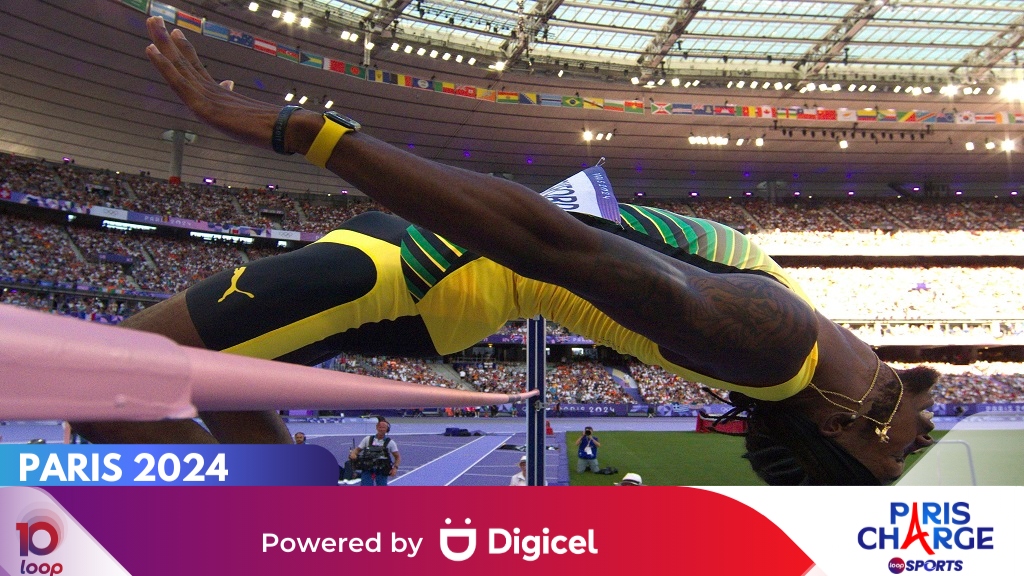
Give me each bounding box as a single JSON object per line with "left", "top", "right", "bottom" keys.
{"left": 46, "top": 487, "right": 812, "bottom": 575}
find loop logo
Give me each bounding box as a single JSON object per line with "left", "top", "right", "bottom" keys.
{"left": 14, "top": 508, "right": 65, "bottom": 575}
{"left": 889, "top": 557, "right": 906, "bottom": 574}
{"left": 439, "top": 518, "right": 476, "bottom": 562}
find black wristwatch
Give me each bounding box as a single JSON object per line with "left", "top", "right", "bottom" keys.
{"left": 272, "top": 105, "right": 302, "bottom": 155}
{"left": 324, "top": 111, "right": 362, "bottom": 131}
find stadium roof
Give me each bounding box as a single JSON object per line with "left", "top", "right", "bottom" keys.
{"left": 0, "top": 1, "right": 1022, "bottom": 198}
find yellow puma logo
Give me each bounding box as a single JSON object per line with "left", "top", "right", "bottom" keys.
{"left": 218, "top": 267, "right": 256, "bottom": 302}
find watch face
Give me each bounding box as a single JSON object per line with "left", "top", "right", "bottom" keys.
{"left": 324, "top": 111, "right": 361, "bottom": 131}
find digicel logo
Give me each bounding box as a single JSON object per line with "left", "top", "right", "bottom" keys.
{"left": 440, "top": 518, "right": 597, "bottom": 562}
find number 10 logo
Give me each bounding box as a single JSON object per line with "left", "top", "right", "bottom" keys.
{"left": 16, "top": 522, "right": 59, "bottom": 556}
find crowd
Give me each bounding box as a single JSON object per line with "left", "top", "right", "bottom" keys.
{"left": 4, "top": 152, "right": 1024, "bottom": 237}
{"left": 326, "top": 355, "right": 459, "bottom": 389}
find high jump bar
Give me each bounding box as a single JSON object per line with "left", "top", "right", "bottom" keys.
{"left": 0, "top": 304, "right": 537, "bottom": 421}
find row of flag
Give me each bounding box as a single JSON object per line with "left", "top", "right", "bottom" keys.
{"left": 136, "top": 1, "right": 1024, "bottom": 125}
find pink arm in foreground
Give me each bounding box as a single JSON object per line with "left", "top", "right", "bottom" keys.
{"left": 0, "top": 305, "right": 536, "bottom": 421}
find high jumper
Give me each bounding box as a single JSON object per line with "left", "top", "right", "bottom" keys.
{"left": 74, "top": 17, "right": 937, "bottom": 485}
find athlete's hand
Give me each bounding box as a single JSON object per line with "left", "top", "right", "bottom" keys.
{"left": 144, "top": 16, "right": 281, "bottom": 150}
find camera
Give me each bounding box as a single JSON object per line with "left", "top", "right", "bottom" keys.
{"left": 584, "top": 429, "right": 592, "bottom": 436}
{"left": 357, "top": 446, "right": 393, "bottom": 474}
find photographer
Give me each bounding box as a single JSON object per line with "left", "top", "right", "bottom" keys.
{"left": 574, "top": 426, "right": 601, "bottom": 473}
{"left": 349, "top": 419, "right": 401, "bottom": 486}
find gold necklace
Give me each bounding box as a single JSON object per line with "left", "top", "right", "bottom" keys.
{"left": 808, "top": 356, "right": 905, "bottom": 443}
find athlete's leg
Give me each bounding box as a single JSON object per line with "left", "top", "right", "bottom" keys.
{"left": 74, "top": 213, "right": 432, "bottom": 444}
{"left": 70, "top": 292, "right": 222, "bottom": 443}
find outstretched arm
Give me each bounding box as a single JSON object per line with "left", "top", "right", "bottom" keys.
{"left": 144, "top": 18, "right": 817, "bottom": 386}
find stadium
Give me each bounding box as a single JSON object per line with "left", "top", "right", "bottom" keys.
{"left": 1, "top": 0, "right": 1023, "bottom": 486}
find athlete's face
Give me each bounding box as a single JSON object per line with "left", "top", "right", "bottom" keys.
{"left": 843, "top": 366, "right": 937, "bottom": 484}
{"left": 376, "top": 421, "right": 389, "bottom": 437}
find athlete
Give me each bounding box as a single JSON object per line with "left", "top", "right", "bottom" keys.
{"left": 72, "top": 18, "right": 938, "bottom": 485}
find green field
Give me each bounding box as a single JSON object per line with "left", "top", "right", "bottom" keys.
{"left": 565, "top": 430, "right": 952, "bottom": 486}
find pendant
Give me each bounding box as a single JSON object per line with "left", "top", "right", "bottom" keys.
{"left": 875, "top": 425, "right": 890, "bottom": 443}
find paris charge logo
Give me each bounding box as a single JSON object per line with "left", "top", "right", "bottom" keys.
{"left": 859, "top": 502, "right": 994, "bottom": 572}
{"left": 15, "top": 508, "right": 65, "bottom": 575}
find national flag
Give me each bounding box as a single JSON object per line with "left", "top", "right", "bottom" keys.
{"left": 603, "top": 100, "right": 625, "bottom": 113}
{"left": 300, "top": 52, "right": 323, "bottom": 69}
{"left": 366, "top": 69, "right": 384, "bottom": 82}
{"left": 897, "top": 110, "right": 916, "bottom": 123}
{"left": 396, "top": 74, "right": 413, "bottom": 87}
{"left": 916, "top": 111, "right": 938, "bottom": 123}
{"left": 995, "top": 112, "right": 1016, "bottom": 124}
{"left": 562, "top": 96, "right": 583, "bottom": 108}
{"left": 797, "top": 108, "right": 818, "bottom": 120}
{"left": 836, "top": 108, "right": 857, "bottom": 122}
{"left": 277, "top": 44, "right": 299, "bottom": 63}
{"left": 671, "top": 103, "right": 693, "bottom": 115}
{"left": 476, "top": 89, "right": 496, "bottom": 102}
{"left": 253, "top": 37, "right": 276, "bottom": 55}
{"left": 857, "top": 108, "right": 878, "bottom": 121}
{"left": 381, "top": 72, "right": 398, "bottom": 84}
{"left": 737, "top": 106, "right": 757, "bottom": 117}
{"left": 176, "top": 10, "right": 203, "bottom": 33}
{"left": 693, "top": 104, "right": 715, "bottom": 115}
{"left": 779, "top": 106, "right": 803, "bottom": 119}
{"left": 323, "top": 57, "right": 346, "bottom": 73}
{"left": 497, "top": 91, "right": 520, "bottom": 104}
{"left": 974, "top": 113, "right": 996, "bottom": 124}
{"left": 346, "top": 64, "right": 367, "bottom": 80}
{"left": 714, "top": 105, "right": 735, "bottom": 116}
{"left": 202, "top": 20, "right": 230, "bottom": 42}
{"left": 651, "top": 102, "right": 671, "bottom": 115}
{"left": 539, "top": 94, "right": 562, "bottom": 106}
{"left": 1016, "top": 113, "right": 1024, "bottom": 123}
{"left": 227, "top": 29, "right": 254, "bottom": 49}
{"left": 412, "top": 77, "right": 432, "bottom": 90}
{"left": 150, "top": 1, "right": 177, "bottom": 23}
{"left": 878, "top": 109, "right": 897, "bottom": 122}
{"left": 937, "top": 112, "right": 956, "bottom": 123}
{"left": 121, "top": 0, "right": 149, "bottom": 13}
{"left": 518, "top": 93, "right": 539, "bottom": 104}
{"left": 457, "top": 86, "right": 479, "bottom": 98}
{"left": 816, "top": 109, "right": 837, "bottom": 121}
{"left": 439, "top": 82, "right": 456, "bottom": 95}
{"left": 955, "top": 111, "right": 975, "bottom": 124}
{"left": 583, "top": 97, "right": 604, "bottom": 109}
{"left": 624, "top": 100, "right": 645, "bottom": 114}
{"left": 758, "top": 105, "right": 776, "bottom": 118}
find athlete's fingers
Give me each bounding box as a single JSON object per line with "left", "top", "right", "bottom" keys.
{"left": 171, "top": 27, "right": 217, "bottom": 84}
{"left": 220, "top": 79, "right": 235, "bottom": 91}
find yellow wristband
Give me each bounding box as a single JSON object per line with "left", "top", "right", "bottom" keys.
{"left": 305, "top": 118, "right": 351, "bottom": 168}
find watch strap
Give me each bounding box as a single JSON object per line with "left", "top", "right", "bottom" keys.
{"left": 272, "top": 105, "right": 301, "bottom": 155}
{"left": 305, "top": 116, "right": 352, "bottom": 168}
